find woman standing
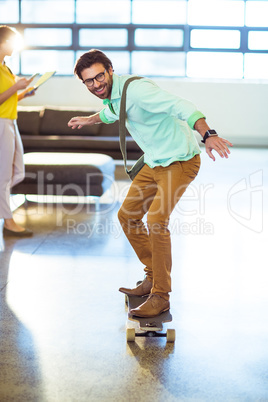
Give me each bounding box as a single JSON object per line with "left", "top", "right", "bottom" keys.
{"left": 0, "top": 25, "right": 35, "bottom": 237}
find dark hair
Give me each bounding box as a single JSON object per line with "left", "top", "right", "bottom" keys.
{"left": 74, "top": 49, "right": 113, "bottom": 80}
{"left": 0, "top": 25, "right": 17, "bottom": 43}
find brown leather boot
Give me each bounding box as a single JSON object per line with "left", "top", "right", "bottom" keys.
{"left": 119, "top": 277, "right": 152, "bottom": 296}
{"left": 130, "top": 294, "right": 170, "bottom": 317}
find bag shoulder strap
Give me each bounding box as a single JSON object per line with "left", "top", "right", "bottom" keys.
{"left": 119, "top": 76, "right": 142, "bottom": 175}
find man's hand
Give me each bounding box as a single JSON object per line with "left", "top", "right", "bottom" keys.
{"left": 68, "top": 113, "right": 101, "bottom": 129}
{"left": 194, "top": 118, "right": 233, "bottom": 161}
{"left": 205, "top": 136, "right": 233, "bottom": 161}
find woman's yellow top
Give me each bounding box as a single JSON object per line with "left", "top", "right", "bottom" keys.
{"left": 0, "top": 62, "right": 17, "bottom": 119}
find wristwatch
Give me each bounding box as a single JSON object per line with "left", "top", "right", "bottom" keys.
{"left": 201, "top": 129, "right": 218, "bottom": 143}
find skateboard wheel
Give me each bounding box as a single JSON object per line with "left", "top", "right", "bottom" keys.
{"left": 126, "top": 328, "right": 135, "bottom": 342}
{"left": 166, "top": 329, "right": 176, "bottom": 343}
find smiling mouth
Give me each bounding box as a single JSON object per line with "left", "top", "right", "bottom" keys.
{"left": 95, "top": 86, "right": 105, "bottom": 94}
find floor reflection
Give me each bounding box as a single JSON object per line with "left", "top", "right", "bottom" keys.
{"left": 0, "top": 149, "right": 268, "bottom": 401}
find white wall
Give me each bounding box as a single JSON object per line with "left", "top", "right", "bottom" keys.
{"left": 20, "top": 76, "right": 268, "bottom": 146}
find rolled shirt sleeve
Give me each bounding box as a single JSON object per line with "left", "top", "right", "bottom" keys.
{"left": 187, "top": 110, "right": 206, "bottom": 130}
{"left": 99, "top": 107, "right": 116, "bottom": 124}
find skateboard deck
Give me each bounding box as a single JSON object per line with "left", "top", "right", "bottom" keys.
{"left": 126, "top": 295, "right": 175, "bottom": 343}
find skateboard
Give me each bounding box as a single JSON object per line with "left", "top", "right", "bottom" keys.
{"left": 126, "top": 294, "right": 176, "bottom": 343}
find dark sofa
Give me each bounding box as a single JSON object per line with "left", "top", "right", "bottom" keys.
{"left": 17, "top": 106, "right": 142, "bottom": 160}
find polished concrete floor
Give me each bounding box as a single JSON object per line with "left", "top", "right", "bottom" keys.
{"left": 0, "top": 148, "right": 268, "bottom": 402}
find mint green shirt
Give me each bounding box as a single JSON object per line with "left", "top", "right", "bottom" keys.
{"left": 99, "top": 74, "right": 205, "bottom": 168}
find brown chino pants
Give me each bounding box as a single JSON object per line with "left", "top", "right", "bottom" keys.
{"left": 118, "top": 154, "right": 201, "bottom": 301}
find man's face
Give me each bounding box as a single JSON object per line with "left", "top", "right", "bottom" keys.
{"left": 81, "top": 63, "right": 113, "bottom": 100}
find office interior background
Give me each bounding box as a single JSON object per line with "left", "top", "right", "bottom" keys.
{"left": 1, "top": 1, "right": 268, "bottom": 401}
{"left": 2, "top": 0, "right": 268, "bottom": 146}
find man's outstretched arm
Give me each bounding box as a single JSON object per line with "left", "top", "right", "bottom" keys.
{"left": 68, "top": 112, "right": 102, "bottom": 129}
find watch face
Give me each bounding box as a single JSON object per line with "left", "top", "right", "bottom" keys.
{"left": 207, "top": 130, "right": 217, "bottom": 135}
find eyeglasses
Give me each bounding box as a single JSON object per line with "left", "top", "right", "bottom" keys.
{"left": 83, "top": 70, "right": 106, "bottom": 87}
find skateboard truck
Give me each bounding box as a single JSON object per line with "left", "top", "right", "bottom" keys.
{"left": 146, "top": 321, "right": 157, "bottom": 328}
{"left": 125, "top": 295, "right": 176, "bottom": 343}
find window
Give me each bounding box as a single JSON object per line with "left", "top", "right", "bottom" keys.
{"left": 21, "top": 51, "right": 75, "bottom": 75}
{"left": 245, "top": 1, "right": 268, "bottom": 27}
{"left": 135, "top": 29, "right": 184, "bottom": 47}
{"left": 79, "top": 29, "right": 128, "bottom": 47}
{"left": 76, "top": 1, "right": 131, "bottom": 24}
{"left": 244, "top": 54, "right": 268, "bottom": 79}
{"left": 24, "top": 29, "right": 72, "bottom": 47}
{"left": 132, "top": 51, "right": 186, "bottom": 76}
{"left": 4, "top": 0, "right": 268, "bottom": 79}
{"left": 132, "top": 0, "right": 187, "bottom": 24}
{"left": 248, "top": 31, "right": 268, "bottom": 51}
{"left": 188, "top": 0, "right": 245, "bottom": 26}
{"left": 21, "top": 1, "right": 75, "bottom": 23}
{"left": 190, "top": 30, "right": 241, "bottom": 49}
{"left": 5, "top": 54, "right": 20, "bottom": 75}
{"left": 187, "top": 52, "right": 243, "bottom": 79}
{"left": 0, "top": 1, "right": 19, "bottom": 23}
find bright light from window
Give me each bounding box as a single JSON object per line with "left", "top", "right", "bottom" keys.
{"left": 2, "top": 0, "right": 268, "bottom": 79}
{"left": 5, "top": 54, "right": 20, "bottom": 75}
{"left": 135, "top": 29, "right": 184, "bottom": 47}
{"left": 21, "top": 0, "right": 74, "bottom": 23}
{"left": 21, "top": 50, "right": 74, "bottom": 75}
{"left": 76, "top": 1, "right": 131, "bottom": 23}
{"left": 24, "top": 29, "right": 72, "bottom": 47}
{"left": 10, "top": 32, "right": 25, "bottom": 52}
{"left": 0, "top": 0, "right": 19, "bottom": 23}
{"left": 187, "top": 52, "right": 244, "bottom": 79}
{"left": 79, "top": 29, "right": 128, "bottom": 47}
{"left": 132, "top": 51, "right": 186, "bottom": 76}
{"left": 246, "top": 1, "right": 268, "bottom": 27}
{"left": 244, "top": 53, "right": 268, "bottom": 79}
{"left": 191, "top": 29, "right": 241, "bottom": 49}
{"left": 248, "top": 31, "right": 268, "bottom": 50}
{"left": 188, "top": 0, "right": 245, "bottom": 26}
{"left": 132, "top": 0, "right": 187, "bottom": 24}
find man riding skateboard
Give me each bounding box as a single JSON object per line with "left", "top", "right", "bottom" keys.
{"left": 68, "top": 49, "right": 232, "bottom": 318}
